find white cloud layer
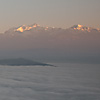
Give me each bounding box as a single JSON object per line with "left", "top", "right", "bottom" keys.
{"left": 0, "top": 63, "right": 100, "bottom": 100}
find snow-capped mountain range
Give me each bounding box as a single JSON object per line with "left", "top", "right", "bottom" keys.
{"left": 4, "top": 23, "right": 100, "bottom": 34}
{"left": 70, "top": 24, "right": 100, "bottom": 32}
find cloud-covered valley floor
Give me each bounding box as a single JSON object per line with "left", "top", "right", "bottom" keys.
{"left": 0, "top": 63, "right": 100, "bottom": 100}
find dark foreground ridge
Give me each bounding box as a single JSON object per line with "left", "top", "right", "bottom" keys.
{"left": 0, "top": 58, "right": 54, "bottom": 66}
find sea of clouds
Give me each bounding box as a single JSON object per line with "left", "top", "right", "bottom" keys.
{"left": 0, "top": 63, "right": 100, "bottom": 100}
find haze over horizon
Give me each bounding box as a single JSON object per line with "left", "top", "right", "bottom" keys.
{"left": 0, "top": 0, "right": 100, "bottom": 33}
{"left": 0, "top": 23, "right": 99, "bottom": 63}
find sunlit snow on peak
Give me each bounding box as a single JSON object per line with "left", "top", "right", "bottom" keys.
{"left": 16, "top": 27, "right": 24, "bottom": 32}
{"left": 15, "top": 24, "right": 40, "bottom": 32}
{"left": 77, "top": 24, "right": 83, "bottom": 28}
{"left": 13, "top": 24, "right": 100, "bottom": 33}
{"left": 71, "top": 24, "right": 92, "bottom": 32}
{"left": 32, "top": 24, "right": 40, "bottom": 27}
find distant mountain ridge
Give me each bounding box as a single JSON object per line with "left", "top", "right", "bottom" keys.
{"left": 4, "top": 23, "right": 100, "bottom": 34}
{"left": 0, "top": 58, "right": 54, "bottom": 66}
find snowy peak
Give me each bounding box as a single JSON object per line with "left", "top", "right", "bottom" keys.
{"left": 14, "top": 24, "right": 40, "bottom": 32}
{"left": 71, "top": 24, "right": 92, "bottom": 32}
{"left": 14, "top": 24, "right": 57, "bottom": 33}
{"left": 5, "top": 23, "right": 100, "bottom": 34}
{"left": 70, "top": 24, "right": 100, "bottom": 32}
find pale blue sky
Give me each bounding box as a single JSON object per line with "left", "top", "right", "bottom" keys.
{"left": 0, "top": 0, "right": 100, "bottom": 32}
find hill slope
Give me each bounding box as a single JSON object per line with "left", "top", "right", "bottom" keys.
{"left": 0, "top": 58, "right": 53, "bottom": 66}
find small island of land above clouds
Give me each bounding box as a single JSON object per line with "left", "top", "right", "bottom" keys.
{"left": 0, "top": 58, "right": 55, "bottom": 67}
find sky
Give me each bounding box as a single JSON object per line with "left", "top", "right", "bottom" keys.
{"left": 0, "top": 0, "right": 100, "bottom": 33}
